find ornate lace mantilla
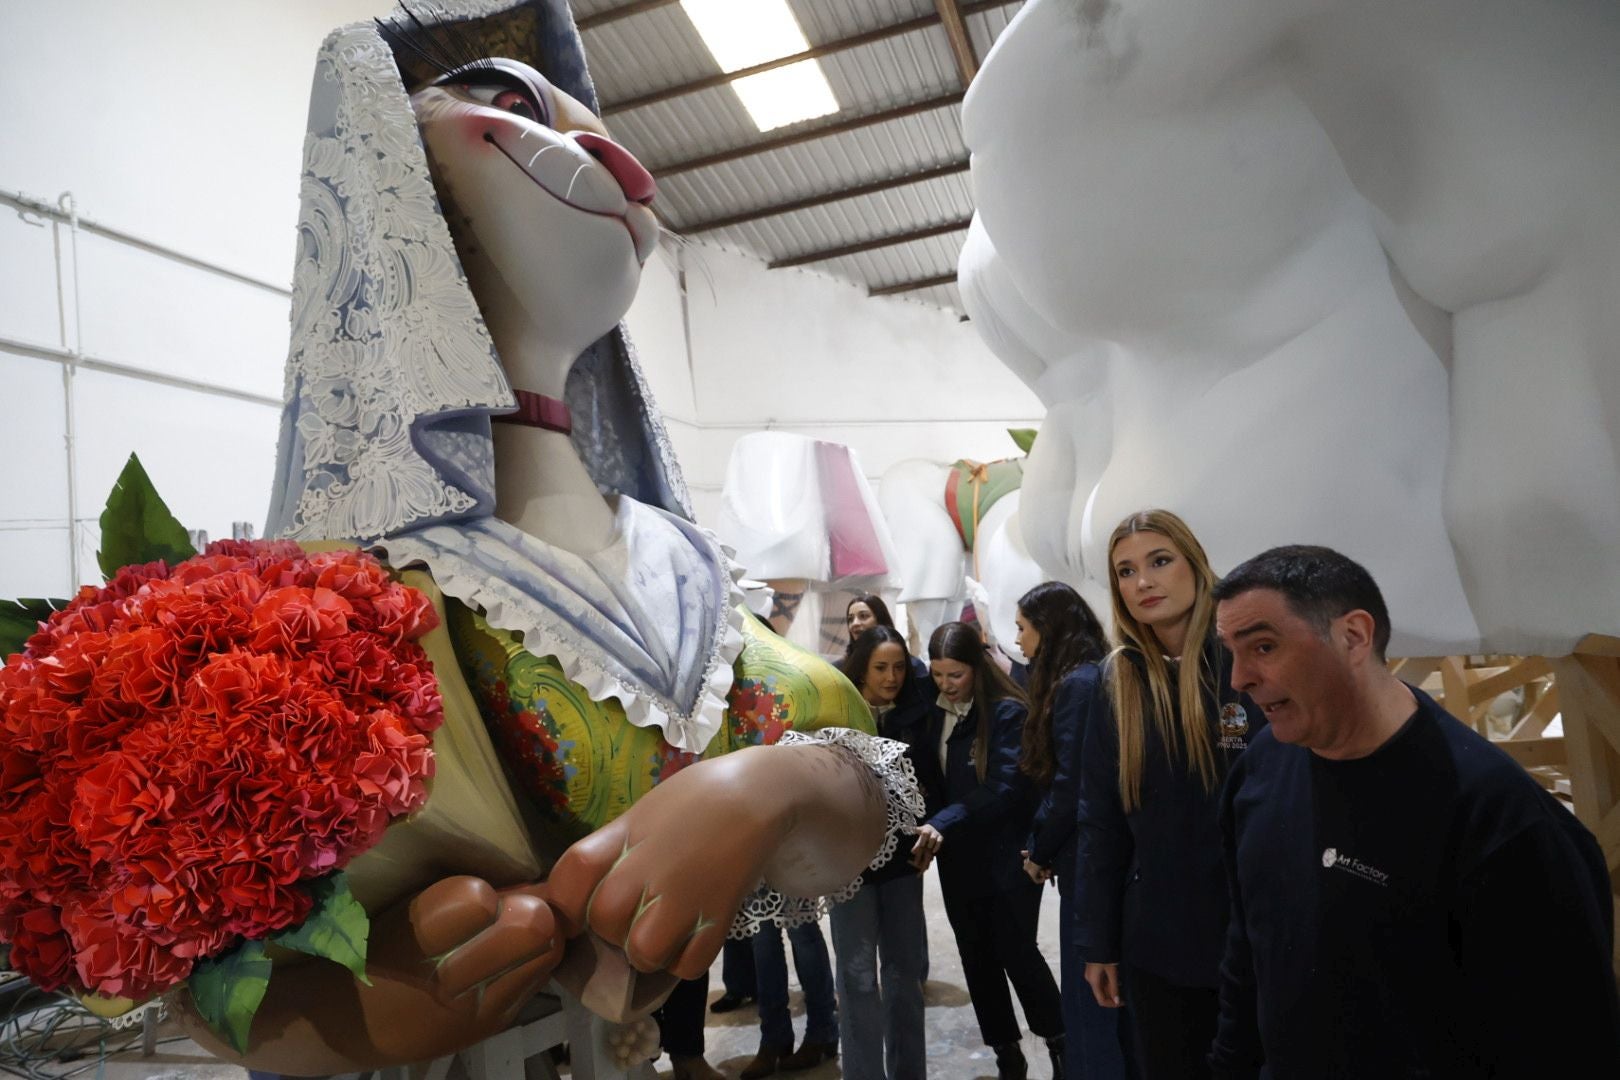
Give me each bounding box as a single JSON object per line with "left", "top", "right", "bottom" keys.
{"left": 729, "top": 728, "right": 926, "bottom": 938}
{"left": 377, "top": 500, "right": 748, "bottom": 753}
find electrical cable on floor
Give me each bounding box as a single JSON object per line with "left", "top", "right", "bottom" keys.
{"left": 0, "top": 974, "right": 187, "bottom": 1080}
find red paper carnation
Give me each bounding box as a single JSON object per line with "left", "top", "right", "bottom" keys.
{"left": 0, "top": 540, "right": 442, "bottom": 1001}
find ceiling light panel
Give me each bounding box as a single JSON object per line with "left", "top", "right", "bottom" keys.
{"left": 682, "top": 0, "right": 841, "bottom": 131}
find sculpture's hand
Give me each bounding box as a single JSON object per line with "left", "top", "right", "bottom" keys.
{"left": 546, "top": 760, "right": 782, "bottom": 982}
{"left": 547, "top": 743, "right": 887, "bottom": 986}
{"left": 173, "top": 875, "right": 566, "bottom": 1074}
{"left": 398, "top": 875, "right": 565, "bottom": 1013}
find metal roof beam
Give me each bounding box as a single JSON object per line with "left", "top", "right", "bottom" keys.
{"left": 935, "top": 0, "right": 980, "bottom": 86}
{"left": 597, "top": 0, "right": 1019, "bottom": 115}
{"left": 676, "top": 159, "right": 970, "bottom": 233}
{"left": 869, "top": 272, "right": 958, "bottom": 297}
{"left": 577, "top": 0, "right": 681, "bottom": 31}
{"left": 768, "top": 217, "right": 972, "bottom": 269}
{"left": 651, "top": 91, "right": 964, "bottom": 177}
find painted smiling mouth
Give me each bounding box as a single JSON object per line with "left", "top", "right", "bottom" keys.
{"left": 483, "top": 131, "right": 650, "bottom": 256}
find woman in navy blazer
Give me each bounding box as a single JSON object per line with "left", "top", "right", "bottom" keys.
{"left": 911, "top": 622, "right": 1062, "bottom": 1080}
{"left": 1016, "top": 582, "right": 1132, "bottom": 1080}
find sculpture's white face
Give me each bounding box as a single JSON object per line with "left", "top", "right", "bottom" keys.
{"left": 410, "top": 59, "right": 659, "bottom": 365}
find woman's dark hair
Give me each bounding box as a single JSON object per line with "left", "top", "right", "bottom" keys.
{"left": 1016, "top": 581, "right": 1108, "bottom": 787}
{"left": 839, "top": 625, "right": 910, "bottom": 692}
{"left": 928, "top": 621, "right": 1026, "bottom": 782}
{"left": 845, "top": 593, "right": 896, "bottom": 637}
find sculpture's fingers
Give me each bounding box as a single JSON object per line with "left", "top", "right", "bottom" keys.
{"left": 580, "top": 853, "right": 656, "bottom": 953}
{"left": 667, "top": 915, "right": 731, "bottom": 982}
{"left": 411, "top": 876, "right": 500, "bottom": 956}
{"left": 472, "top": 949, "right": 563, "bottom": 1025}
{"left": 546, "top": 820, "right": 631, "bottom": 938}
{"left": 619, "top": 888, "right": 709, "bottom": 974}
{"left": 434, "top": 892, "right": 559, "bottom": 1000}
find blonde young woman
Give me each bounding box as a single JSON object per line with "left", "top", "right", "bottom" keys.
{"left": 1073, "top": 511, "right": 1265, "bottom": 1080}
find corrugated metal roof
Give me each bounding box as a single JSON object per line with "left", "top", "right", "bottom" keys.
{"left": 579, "top": 0, "right": 1025, "bottom": 312}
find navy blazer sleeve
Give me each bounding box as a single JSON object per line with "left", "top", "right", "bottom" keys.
{"left": 1072, "top": 669, "right": 1133, "bottom": 965}
{"left": 1028, "top": 664, "right": 1098, "bottom": 868}
{"left": 1209, "top": 759, "right": 1264, "bottom": 1079}
{"left": 926, "top": 698, "right": 1030, "bottom": 836}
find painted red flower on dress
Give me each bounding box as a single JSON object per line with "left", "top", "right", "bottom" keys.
{"left": 0, "top": 540, "right": 442, "bottom": 1002}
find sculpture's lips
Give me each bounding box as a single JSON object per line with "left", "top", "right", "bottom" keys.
{"left": 484, "top": 131, "right": 659, "bottom": 264}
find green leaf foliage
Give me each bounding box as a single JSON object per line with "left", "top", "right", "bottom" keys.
{"left": 188, "top": 939, "right": 272, "bottom": 1055}
{"left": 97, "top": 453, "right": 196, "bottom": 580}
{"left": 269, "top": 872, "right": 372, "bottom": 985}
{"left": 1008, "top": 428, "right": 1037, "bottom": 455}
{"left": 0, "top": 597, "right": 69, "bottom": 660}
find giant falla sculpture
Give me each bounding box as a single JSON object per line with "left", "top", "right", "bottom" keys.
{"left": 181, "top": 1, "right": 918, "bottom": 1072}
{"left": 960, "top": 0, "right": 1620, "bottom": 658}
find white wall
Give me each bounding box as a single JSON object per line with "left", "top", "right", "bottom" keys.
{"left": 0, "top": 0, "right": 391, "bottom": 600}
{"left": 0, "top": 1, "right": 1040, "bottom": 601}
{"left": 639, "top": 242, "right": 1042, "bottom": 527}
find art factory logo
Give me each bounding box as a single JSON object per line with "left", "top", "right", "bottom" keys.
{"left": 1321, "top": 847, "right": 1389, "bottom": 887}
{"left": 1218, "top": 702, "right": 1250, "bottom": 750}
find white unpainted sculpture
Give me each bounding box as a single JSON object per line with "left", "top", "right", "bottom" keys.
{"left": 716, "top": 431, "right": 899, "bottom": 651}
{"left": 960, "top": 0, "right": 1620, "bottom": 657}
{"left": 877, "top": 458, "right": 1044, "bottom": 660}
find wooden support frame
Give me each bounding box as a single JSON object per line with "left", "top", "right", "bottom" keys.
{"left": 768, "top": 217, "right": 971, "bottom": 268}
{"left": 935, "top": 0, "right": 981, "bottom": 85}
{"left": 651, "top": 92, "right": 965, "bottom": 177}
{"left": 677, "top": 159, "right": 970, "bottom": 233}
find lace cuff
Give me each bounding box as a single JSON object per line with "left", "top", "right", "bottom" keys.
{"left": 728, "top": 727, "right": 926, "bottom": 938}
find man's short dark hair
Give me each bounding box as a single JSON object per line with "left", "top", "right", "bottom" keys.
{"left": 1213, "top": 545, "right": 1392, "bottom": 659}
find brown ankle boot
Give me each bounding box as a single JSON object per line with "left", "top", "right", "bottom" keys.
{"left": 670, "top": 1054, "right": 725, "bottom": 1080}
{"left": 740, "top": 1043, "right": 786, "bottom": 1080}
{"left": 780, "top": 1037, "right": 838, "bottom": 1070}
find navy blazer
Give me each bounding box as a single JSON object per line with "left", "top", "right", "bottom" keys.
{"left": 925, "top": 695, "right": 1038, "bottom": 899}
{"left": 1073, "top": 641, "right": 1266, "bottom": 988}
{"left": 864, "top": 676, "right": 943, "bottom": 883}
{"left": 1026, "top": 662, "right": 1102, "bottom": 878}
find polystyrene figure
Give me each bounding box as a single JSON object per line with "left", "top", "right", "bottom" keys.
{"left": 961, "top": 0, "right": 1620, "bottom": 656}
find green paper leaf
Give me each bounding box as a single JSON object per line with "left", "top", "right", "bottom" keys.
{"left": 188, "top": 938, "right": 272, "bottom": 1055}
{"left": 269, "top": 872, "right": 372, "bottom": 985}
{"left": 97, "top": 453, "right": 196, "bottom": 580}
{"left": 1008, "top": 428, "right": 1037, "bottom": 455}
{"left": 0, "top": 597, "right": 69, "bottom": 660}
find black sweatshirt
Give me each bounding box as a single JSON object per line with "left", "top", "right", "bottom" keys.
{"left": 1073, "top": 642, "right": 1266, "bottom": 986}
{"left": 1210, "top": 686, "right": 1620, "bottom": 1078}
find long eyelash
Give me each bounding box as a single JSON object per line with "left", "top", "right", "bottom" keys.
{"left": 375, "top": 2, "right": 497, "bottom": 84}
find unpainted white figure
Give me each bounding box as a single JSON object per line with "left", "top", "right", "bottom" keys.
{"left": 961, "top": 0, "right": 1620, "bottom": 656}
{"left": 877, "top": 457, "right": 1044, "bottom": 660}
{"left": 716, "top": 431, "right": 899, "bottom": 652}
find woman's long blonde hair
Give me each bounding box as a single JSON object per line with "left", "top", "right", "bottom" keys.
{"left": 1105, "top": 509, "right": 1220, "bottom": 811}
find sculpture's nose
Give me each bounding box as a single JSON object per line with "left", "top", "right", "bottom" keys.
{"left": 573, "top": 132, "right": 656, "bottom": 205}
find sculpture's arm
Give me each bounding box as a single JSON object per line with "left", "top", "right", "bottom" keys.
{"left": 179, "top": 740, "right": 890, "bottom": 1072}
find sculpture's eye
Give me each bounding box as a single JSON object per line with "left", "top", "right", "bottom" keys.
{"left": 459, "top": 79, "right": 551, "bottom": 127}
{"left": 492, "top": 88, "right": 539, "bottom": 122}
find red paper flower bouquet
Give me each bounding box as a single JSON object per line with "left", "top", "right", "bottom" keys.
{"left": 0, "top": 456, "right": 509, "bottom": 1050}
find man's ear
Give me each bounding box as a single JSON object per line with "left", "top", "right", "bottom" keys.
{"left": 1336, "top": 609, "right": 1378, "bottom": 663}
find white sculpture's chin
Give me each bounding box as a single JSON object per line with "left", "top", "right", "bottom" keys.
{"left": 963, "top": 0, "right": 1620, "bottom": 656}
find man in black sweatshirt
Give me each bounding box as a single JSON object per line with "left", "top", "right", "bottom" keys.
{"left": 1206, "top": 545, "right": 1620, "bottom": 1078}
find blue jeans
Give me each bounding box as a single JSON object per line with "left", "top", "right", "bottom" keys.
{"left": 1060, "top": 870, "right": 1133, "bottom": 1079}
{"left": 830, "top": 874, "right": 926, "bottom": 1080}
{"left": 752, "top": 919, "right": 839, "bottom": 1050}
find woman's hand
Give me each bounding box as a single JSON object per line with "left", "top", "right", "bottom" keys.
{"left": 1020, "top": 850, "right": 1051, "bottom": 884}
{"left": 911, "top": 823, "right": 944, "bottom": 870}
{"left": 1086, "top": 961, "right": 1123, "bottom": 1008}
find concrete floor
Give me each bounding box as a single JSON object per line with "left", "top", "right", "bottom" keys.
{"left": 81, "top": 871, "right": 1063, "bottom": 1080}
